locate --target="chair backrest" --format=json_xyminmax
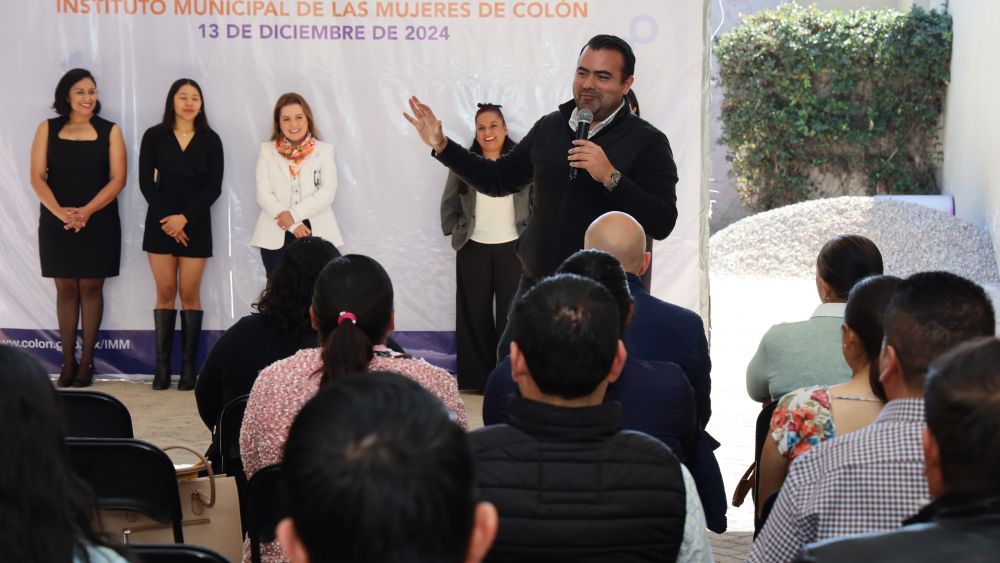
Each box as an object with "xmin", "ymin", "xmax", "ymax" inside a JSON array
[
  {"xmin": 132, "ymin": 543, "xmax": 229, "ymax": 563},
  {"xmin": 215, "ymin": 394, "xmax": 249, "ymax": 476},
  {"xmin": 58, "ymin": 390, "xmax": 134, "ymax": 439},
  {"xmin": 65, "ymin": 438, "xmax": 184, "ymax": 543},
  {"xmin": 753, "ymin": 400, "xmax": 780, "ymax": 536},
  {"xmin": 247, "ymin": 464, "xmax": 288, "ymax": 563}
]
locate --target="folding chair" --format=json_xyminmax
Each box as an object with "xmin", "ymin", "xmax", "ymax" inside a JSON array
[
  {"xmin": 132, "ymin": 543, "xmax": 229, "ymax": 563},
  {"xmin": 65, "ymin": 438, "xmax": 184, "ymax": 543},
  {"xmin": 58, "ymin": 389, "xmax": 134, "ymax": 438}
]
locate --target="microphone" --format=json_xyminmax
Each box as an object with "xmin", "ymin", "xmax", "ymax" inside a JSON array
[{"xmin": 570, "ymin": 108, "xmax": 594, "ymax": 180}]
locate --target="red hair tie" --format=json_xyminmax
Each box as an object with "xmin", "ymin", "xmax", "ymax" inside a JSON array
[{"xmin": 338, "ymin": 311, "xmax": 357, "ymax": 326}]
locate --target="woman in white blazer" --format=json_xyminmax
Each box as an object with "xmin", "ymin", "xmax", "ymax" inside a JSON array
[{"xmin": 251, "ymin": 92, "xmax": 343, "ymax": 276}]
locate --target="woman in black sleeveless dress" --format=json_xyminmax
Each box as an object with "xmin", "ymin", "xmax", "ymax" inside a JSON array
[
  {"xmin": 28, "ymin": 68, "xmax": 126, "ymax": 388},
  {"xmin": 139, "ymin": 78, "xmax": 223, "ymax": 391}
]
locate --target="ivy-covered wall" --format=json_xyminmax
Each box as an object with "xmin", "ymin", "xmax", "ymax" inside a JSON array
[{"xmin": 715, "ymin": 4, "xmax": 952, "ymax": 211}]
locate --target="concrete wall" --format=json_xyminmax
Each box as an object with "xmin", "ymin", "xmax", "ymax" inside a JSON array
[{"xmin": 941, "ymin": 0, "xmax": 1000, "ymax": 268}]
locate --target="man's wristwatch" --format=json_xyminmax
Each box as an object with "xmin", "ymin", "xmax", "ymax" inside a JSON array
[{"xmin": 604, "ymin": 169, "xmax": 622, "ymax": 192}]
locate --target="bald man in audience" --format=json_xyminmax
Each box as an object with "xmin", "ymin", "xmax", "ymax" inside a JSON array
[
  {"xmin": 584, "ymin": 211, "xmax": 711, "ymax": 426},
  {"xmin": 584, "ymin": 211, "xmax": 726, "ymax": 532}
]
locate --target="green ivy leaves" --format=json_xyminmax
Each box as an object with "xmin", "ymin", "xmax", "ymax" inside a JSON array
[{"xmin": 716, "ymin": 4, "xmax": 951, "ymax": 211}]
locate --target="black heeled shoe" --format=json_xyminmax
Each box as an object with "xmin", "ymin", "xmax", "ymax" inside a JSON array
[
  {"xmin": 57, "ymin": 360, "xmax": 78, "ymax": 388},
  {"xmin": 73, "ymin": 362, "xmax": 95, "ymax": 388}
]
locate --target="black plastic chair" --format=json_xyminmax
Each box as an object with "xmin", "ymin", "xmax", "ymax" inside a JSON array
[
  {"xmin": 133, "ymin": 544, "xmax": 230, "ymax": 563},
  {"xmin": 58, "ymin": 390, "xmax": 134, "ymax": 438},
  {"xmin": 247, "ymin": 464, "xmax": 288, "ymax": 563},
  {"xmin": 212, "ymin": 394, "xmax": 249, "ymax": 533},
  {"xmin": 753, "ymin": 400, "xmax": 780, "ymax": 537},
  {"xmin": 214, "ymin": 394, "xmax": 249, "ymax": 477},
  {"xmin": 65, "ymin": 438, "xmax": 184, "ymax": 543}
]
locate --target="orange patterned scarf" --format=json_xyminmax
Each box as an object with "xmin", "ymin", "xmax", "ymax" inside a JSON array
[{"xmin": 275, "ymin": 134, "xmax": 316, "ymax": 178}]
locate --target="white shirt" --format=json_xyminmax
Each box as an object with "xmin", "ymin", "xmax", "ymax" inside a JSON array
[
  {"xmin": 469, "ymin": 192, "xmax": 519, "ymax": 244},
  {"xmin": 568, "ymin": 99, "xmax": 627, "ymax": 138}
]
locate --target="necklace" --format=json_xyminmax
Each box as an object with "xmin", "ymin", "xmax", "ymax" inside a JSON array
[{"xmin": 175, "ymin": 130, "xmax": 193, "ymax": 137}]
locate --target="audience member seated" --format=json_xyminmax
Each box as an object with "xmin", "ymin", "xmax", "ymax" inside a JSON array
[
  {"xmin": 797, "ymin": 336, "xmax": 1000, "ymax": 562},
  {"xmin": 195, "ymin": 237, "xmax": 339, "ymax": 447},
  {"xmin": 277, "ymin": 371, "xmax": 497, "ymax": 563},
  {"xmin": 746, "ymin": 235, "xmax": 884, "ymax": 402},
  {"xmin": 757, "ymin": 275, "xmax": 901, "ymax": 517},
  {"xmin": 240, "ymin": 254, "xmax": 468, "ymax": 563},
  {"xmin": 749, "ymin": 271, "xmax": 995, "ymax": 563},
  {"xmin": 0, "ymin": 345, "xmax": 132, "ymax": 563},
  {"xmin": 584, "ymin": 211, "xmax": 712, "ymax": 427},
  {"xmin": 470, "ymin": 274, "xmax": 712, "ymax": 562},
  {"xmin": 483, "ymin": 250, "xmax": 697, "ymax": 463},
  {"xmin": 582, "ymin": 211, "xmax": 728, "ymax": 532}
]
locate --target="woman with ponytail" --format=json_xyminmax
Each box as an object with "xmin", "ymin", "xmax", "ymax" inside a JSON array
[{"xmin": 239, "ymin": 254, "xmax": 467, "ymax": 563}]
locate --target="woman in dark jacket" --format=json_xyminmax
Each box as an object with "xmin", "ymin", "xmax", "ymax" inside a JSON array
[
  {"xmin": 195, "ymin": 236, "xmax": 339, "ymax": 432},
  {"xmin": 139, "ymin": 78, "xmax": 224, "ymax": 390}
]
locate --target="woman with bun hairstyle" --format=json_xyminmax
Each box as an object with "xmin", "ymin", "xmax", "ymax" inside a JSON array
[
  {"xmin": 29, "ymin": 68, "xmax": 126, "ymax": 388},
  {"xmin": 252, "ymin": 93, "xmax": 343, "ymax": 277},
  {"xmin": 746, "ymin": 234, "xmax": 884, "ymax": 402},
  {"xmin": 139, "ymin": 78, "xmax": 224, "ymax": 391},
  {"xmin": 440, "ymin": 103, "xmax": 530, "ymax": 392}
]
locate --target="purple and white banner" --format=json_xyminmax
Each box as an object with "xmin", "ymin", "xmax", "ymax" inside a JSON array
[{"xmin": 0, "ymin": 0, "xmax": 708, "ymax": 375}]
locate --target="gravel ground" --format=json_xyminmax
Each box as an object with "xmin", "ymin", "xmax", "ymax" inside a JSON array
[{"xmin": 710, "ymin": 196, "xmax": 1000, "ymax": 285}]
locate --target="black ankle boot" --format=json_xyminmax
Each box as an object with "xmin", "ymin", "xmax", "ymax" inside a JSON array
[
  {"xmin": 178, "ymin": 309, "xmax": 203, "ymax": 391},
  {"xmin": 153, "ymin": 309, "xmax": 177, "ymax": 390}
]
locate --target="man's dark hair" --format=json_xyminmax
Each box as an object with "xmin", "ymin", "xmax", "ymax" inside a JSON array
[
  {"xmin": 510, "ymin": 273, "xmax": 620, "ymax": 398},
  {"xmin": 283, "ymin": 371, "xmax": 474, "ymax": 563},
  {"xmin": 885, "ymin": 271, "xmax": 995, "ymax": 389},
  {"xmin": 925, "ymin": 336, "xmax": 1000, "ymax": 493},
  {"xmin": 556, "ymin": 249, "xmax": 632, "ymax": 337},
  {"xmin": 580, "ymin": 34, "xmax": 636, "ymax": 80}
]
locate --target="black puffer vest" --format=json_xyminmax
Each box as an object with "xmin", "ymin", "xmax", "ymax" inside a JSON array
[{"xmin": 469, "ymin": 397, "xmax": 686, "ymax": 562}]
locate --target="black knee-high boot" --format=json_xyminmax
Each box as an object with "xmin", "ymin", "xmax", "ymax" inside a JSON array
[
  {"xmin": 178, "ymin": 309, "xmax": 203, "ymax": 391},
  {"xmin": 153, "ymin": 309, "xmax": 176, "ymax": 390}
]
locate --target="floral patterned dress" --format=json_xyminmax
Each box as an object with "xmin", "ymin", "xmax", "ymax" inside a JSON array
[{"xmin": 770, "ymin": 386, "xmax": 837, "ymax": 460}]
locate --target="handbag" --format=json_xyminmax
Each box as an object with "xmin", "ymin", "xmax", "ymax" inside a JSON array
[
  {"xmin": 98, "ymin": 444, "xmax": 243, "ymax": 563},
  {"xmin": 732, "ymin": 462, "xmax": 755, "ymax": 507}
]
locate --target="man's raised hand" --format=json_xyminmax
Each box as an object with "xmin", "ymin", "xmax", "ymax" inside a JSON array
[{"xmin": 403, "ymin": 96, "xmax": 448, "ymax": 153}]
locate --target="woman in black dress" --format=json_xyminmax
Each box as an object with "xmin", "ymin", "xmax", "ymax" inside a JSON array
[
  {"xmin": 139, "ymin": 78, "xmax": 224, "ymax": 391},
  {"xmin": 29, "ymin": 68, "xmax": 127, "ymax": 388}
]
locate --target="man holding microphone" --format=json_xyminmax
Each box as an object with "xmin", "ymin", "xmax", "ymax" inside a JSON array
[{"xmin": 405, "ymin": 34, "xmax": 679, "ymax": 359}]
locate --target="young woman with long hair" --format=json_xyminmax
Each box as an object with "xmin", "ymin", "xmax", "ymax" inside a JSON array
[{"xmin": 139, "ymin": 78, "xmax": 224, "ymax": 390}]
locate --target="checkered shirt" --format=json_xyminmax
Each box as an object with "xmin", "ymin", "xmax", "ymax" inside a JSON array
[{"xmin": 748, "ymin": 398, "xmax": 930, "ymax": 563}]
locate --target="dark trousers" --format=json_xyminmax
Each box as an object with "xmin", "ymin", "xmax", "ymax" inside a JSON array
[
  {"xmin": 260, "ymin": 221, "xmax": 319, "ymax": 278},
  {"xmin": 456, "ymin": 240, "xmax": 521, "ymax": 392},
  {"xmin": 495, "ymin": 274, "xmax": 537, "ymax": 364}
]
